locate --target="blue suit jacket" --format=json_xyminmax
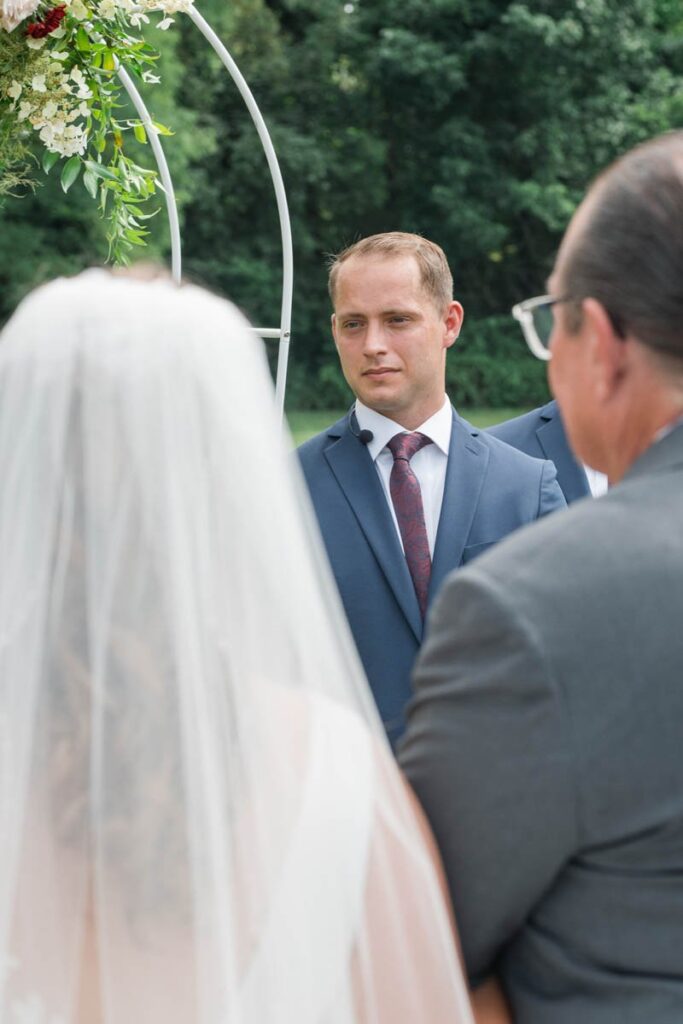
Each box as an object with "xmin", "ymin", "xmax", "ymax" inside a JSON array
[
  {"xmin": 488, "ymin": 399, "xmax": 591, "ymax": 504},
  {"xmin": 299, "ymin": 408, "xmax": 565, "ymax": 743}
]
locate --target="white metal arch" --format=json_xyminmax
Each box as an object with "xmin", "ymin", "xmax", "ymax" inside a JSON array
[{"xmin": 118, "ymin": 7, "xmax": 294, "ymax": 415}]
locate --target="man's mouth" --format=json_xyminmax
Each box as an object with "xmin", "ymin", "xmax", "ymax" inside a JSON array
[{"xmin": 363, "ymin": 367, "xmax": 398, "ymax": 377}]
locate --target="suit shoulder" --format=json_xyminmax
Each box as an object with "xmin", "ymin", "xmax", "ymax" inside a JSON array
[
  {"xmin": 297, "ymin": 416, "xmax": 346, "ymax": 465},
  {"xmin": 478, "ymin": 428, "xmax": 552, "ymax": 477},
  {"xmin": 487, "ymin": 401, "xmax": 555, "ymax": 444},
  {"xmin": 463, "ymin": 483, "xmax": 612, "ymax": 587},
  {"xmin": 470, "ymin": 428, "xmax": 566, "ymax": 515}
]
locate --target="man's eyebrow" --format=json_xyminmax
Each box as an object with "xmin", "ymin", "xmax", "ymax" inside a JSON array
[{"xmin": 337, "ymin": 307, "xmax": 416, "ymax": 318}]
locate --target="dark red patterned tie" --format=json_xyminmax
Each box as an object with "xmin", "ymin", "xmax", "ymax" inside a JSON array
[{"xmin": 387, "ymin": 432, "xmax": 433, "ymax": 618}]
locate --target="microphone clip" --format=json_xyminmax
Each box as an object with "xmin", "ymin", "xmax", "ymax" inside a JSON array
[{"xmin": 347, "ymin": 408, "xmax": 374, "ymax": 446}]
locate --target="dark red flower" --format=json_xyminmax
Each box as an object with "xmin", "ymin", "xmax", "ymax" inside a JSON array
[{"xmin": 26, "ymin": 4, "xmax": 66, "ymax": 38}]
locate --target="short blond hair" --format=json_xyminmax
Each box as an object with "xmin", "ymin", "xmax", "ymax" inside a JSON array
[{"xmin": 328, "ymin": 232, "xmax": 453, "ymax": 312}]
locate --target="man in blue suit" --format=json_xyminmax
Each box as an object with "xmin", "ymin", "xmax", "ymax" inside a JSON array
[
  {"xmin": 299, "ymin": 232, "xmax": 565, "ymax": 742},
  {"xmin": 488, "ymin": 399, "xmax": 605, "ymax": 503}
]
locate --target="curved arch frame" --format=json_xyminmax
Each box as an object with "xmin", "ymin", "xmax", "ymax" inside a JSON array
[{"xmin": 118, "ymin": 8, "xmax": 294, "ymax": 416}]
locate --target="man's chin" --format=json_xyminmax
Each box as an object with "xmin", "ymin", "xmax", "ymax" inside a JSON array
[
  {"xmin": 356, "ymin": 384, "xmax": 403, "ymax": 414},
  {"xmin": 359, "ymin": 396, "xmax": 401, "ymax": 418}
]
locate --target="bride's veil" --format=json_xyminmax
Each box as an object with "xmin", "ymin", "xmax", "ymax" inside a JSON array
[{"xmin": 0, "ymin": 270, "xmax": 473, "ymax": 1023}]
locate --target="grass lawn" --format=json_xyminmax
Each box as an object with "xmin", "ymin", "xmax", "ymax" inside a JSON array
[{"xmin": 287, "ymin": 407, "xmax": 531, "ymax": 446}]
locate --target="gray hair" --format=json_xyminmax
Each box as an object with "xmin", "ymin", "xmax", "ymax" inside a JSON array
[{"xmin": 562, "ymin": 131, "xmax": 683, "ymax": 362}]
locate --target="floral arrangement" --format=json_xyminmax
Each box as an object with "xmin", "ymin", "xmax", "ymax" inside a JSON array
[{"xmin": 0, "ymin": 0, "xmax": 192, "ymax": 262}]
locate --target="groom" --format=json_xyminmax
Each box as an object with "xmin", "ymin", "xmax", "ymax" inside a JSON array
[{"xmin": 299, "ymin": 232, "xmax": 565, "ymax": 743}]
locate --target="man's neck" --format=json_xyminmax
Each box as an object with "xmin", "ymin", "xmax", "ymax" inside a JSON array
[
  {"xmin": 359, "ymin": 395, "xmax": 448, "ymax": 433},
  {"xmin": 607, "ymin": 398, "xmax": 683, "ymax": 485}
]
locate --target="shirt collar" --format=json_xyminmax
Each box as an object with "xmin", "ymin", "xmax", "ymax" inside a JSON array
[
  {"xmin": 355, "ymin": 397, "xmax": 452, "ymax": 462},
  {"xmin": 654, "ymin": 413, "xmax": 683, "ymax": 445}
]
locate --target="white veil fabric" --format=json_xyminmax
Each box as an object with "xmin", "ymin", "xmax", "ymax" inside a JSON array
[{"xmin": 0, "ymin": 270, "xmax": 474, "ymax": 1023}]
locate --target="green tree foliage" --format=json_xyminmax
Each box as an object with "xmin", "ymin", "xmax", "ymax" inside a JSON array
[{"xmin": 1, "ymin": 0, "xmax": 681, "ymax": 407}]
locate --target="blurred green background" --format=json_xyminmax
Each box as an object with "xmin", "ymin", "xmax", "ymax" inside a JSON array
[{"xmin": 2, "ymin": 0, "xmax": 681, "ymax": 417}]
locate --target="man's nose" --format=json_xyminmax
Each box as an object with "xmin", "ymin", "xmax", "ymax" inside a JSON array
[{"xmin": 362, "ymin": 320, "xmax": 387, "ymax": 355}]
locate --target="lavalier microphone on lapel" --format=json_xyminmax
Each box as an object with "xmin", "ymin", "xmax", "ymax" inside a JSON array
[{"xmin": 347, "ymin": 406, "xmax": 374, "ymax": 446}]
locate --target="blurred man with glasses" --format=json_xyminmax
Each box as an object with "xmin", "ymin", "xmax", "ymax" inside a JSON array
[{"xmin": 401, "ymin": 132, "xmax": 683, "ymax": 1023}]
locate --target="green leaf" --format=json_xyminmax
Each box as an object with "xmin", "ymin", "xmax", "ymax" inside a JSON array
[
  {"xmin": 133, "ymin": 122, "xmax": 147, "ymax": 144},
  {"xmin": 83, "ymin": 168, "xmax": 98, "ymax": 199},
  {"xmin": 124, "ymin": 228, "xmax": 148, "ymax": 245},
  {"xmin": 84, "ymin": 160, "xmax": 119, "ymax": 181},
  {"xmin": 60, "ymin": 156, "xmax": 82, "ymax": 193},
  {"xmin": 42, "ymin": 150, "xmax": 60, "ymax": 175},
  {"xmin": 151, "ymin": 121, "xmax": 174, "ymax": 137},
  {"xmin": 76, "ymin": 25, "xmax": 91, "ymax": 51}
]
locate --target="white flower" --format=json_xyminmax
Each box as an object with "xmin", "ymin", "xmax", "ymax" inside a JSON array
[
  {"xmin": 66, "ymin": 103, "xmax": 89, "ymax": 122},
  {"xmin": 7, "ymin": 80, "xmax": 22, "ymax": 100},
  {"xmin": 38, "ymin": 123, "xmax": 56, "ymax": 146},
  {"xmin": 141, "ymin": 70, "xmax": 160, "ymax": 84},
  {"xmin": 157, "ymin": 14, "xmax": 173, "ymax": 28},
  {"xmin": 66, "ymin": 0, "xmax": 88, "ymax": 18},
  {"xmin": 42, "ymin": 100, "xmax": 58, "ymax": 118},
  {"xmin": 57, "ymin": 125, "xmax": 87, "ymax": 156},
  {"xmin": 31, "ymin": 74, "xmax": 47, "ymax": 92},
  {"xmin": 146, "ymin": 0, "xmax": 193, "ymax": 12},
  {"xmin": 50, "ymin": 50, "xmax": 69, "ymax": 61},
  {"xmin": 17, "ymin": 100, "xmax": 34, "ymax": 121},
  {"xmin": 26, "ymin": 35, "xmax": 47, "ymax": 48},
  {"xmin": 0, "ymin": 0, "xmax": 40, "ymax": 31},
  {"xmin": 97, "ymin": 0, "xmax": 116, "ymax": 18},
  {"xmin": 66, "ymin": 68, "xmax": 92, "ymax": 99}
]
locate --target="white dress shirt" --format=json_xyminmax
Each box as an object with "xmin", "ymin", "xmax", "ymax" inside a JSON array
[
  {"xmin": 355, "ymin": 398, "xmax": 452, "ymax": 556},
  {"xmin": 583, "ymin": 464, "xmax": 608, "ymax": 497}
]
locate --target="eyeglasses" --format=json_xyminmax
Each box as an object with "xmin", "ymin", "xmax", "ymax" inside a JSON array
[
  {"xmin": 513, "ymin": 294, "xmax": 628, "ymax": 361},
  {"xmin": 511, "ymin": 294, "xmax": 565, "ymax": 361}
]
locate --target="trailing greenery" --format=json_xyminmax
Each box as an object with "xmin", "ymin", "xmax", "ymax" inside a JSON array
[
  {"xmin": 0, "ymin": 30, "xmax": 38, "ymax": 193},
  {"xmin": 1, "ymin": 0, "xmax": 682, "ymax": 406}
]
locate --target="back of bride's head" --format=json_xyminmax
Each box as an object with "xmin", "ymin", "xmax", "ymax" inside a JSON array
[
  {"xmin": 0, "ymin": 270, "xmax": 351, "ymax": 1019},
  {"xmin": 0, "ymin": 271, "xmax": 471, "ymax": 1024}
]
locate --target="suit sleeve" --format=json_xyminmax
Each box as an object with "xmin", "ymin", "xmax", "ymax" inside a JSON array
[
  {"xmin": 538, "ymin": 460, "xmax": 566, "ymax": 517},
  {"xmin": 399, "ymin": 564, "xmax": 579, "ymax": 984}
]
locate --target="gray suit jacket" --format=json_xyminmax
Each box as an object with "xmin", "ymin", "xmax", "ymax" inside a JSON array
[{"xmin": 400, "ymin": 423, "xmax": 683, "ymax": 1023}]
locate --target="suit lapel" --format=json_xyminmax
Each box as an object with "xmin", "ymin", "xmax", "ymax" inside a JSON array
[
  {"xmin": 429, "ymin": 411, "xmax": 489, "ymax": 603},
  {"xmin": 536, "ymin": 407, "xmax": 590, "ymax": 502},
  {"xmin": 324, "ymin": 426, "xmax": 423, "ymax": 642}
]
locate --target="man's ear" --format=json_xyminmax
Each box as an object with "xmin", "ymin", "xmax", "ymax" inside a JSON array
[
  {"xmin": 443, "ymin": 301, "xmax": 464, "ymax": 350},
  {"xmin": 582, "ymin": 297, "xmax": 629, "ymax": 403}
]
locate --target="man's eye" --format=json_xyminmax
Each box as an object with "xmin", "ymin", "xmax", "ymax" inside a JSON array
[
  {"xmin": 343, "ymin": 320, "xmax": 363, "ymax": 330},
  {"xmin": 389, "ymin": 316, "xmax": 410, "ymax": 324}
]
